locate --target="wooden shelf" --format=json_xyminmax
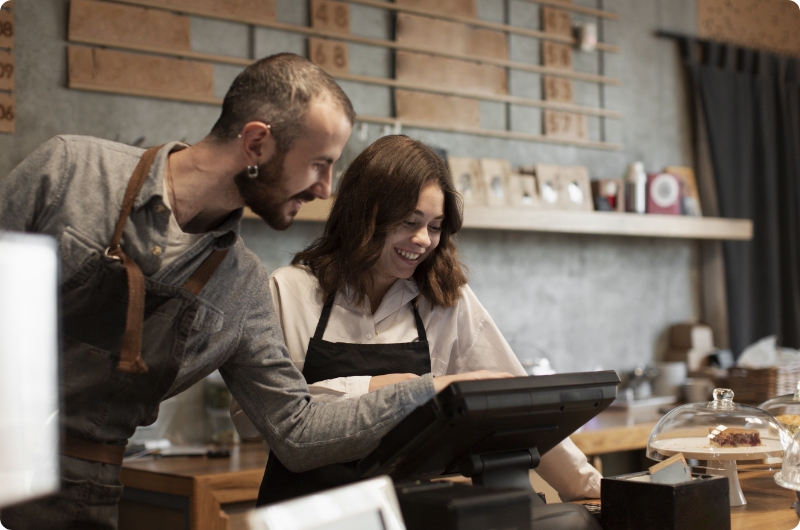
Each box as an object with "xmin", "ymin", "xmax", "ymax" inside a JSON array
[{"xmin": 244, "ymin": 200, "xmax": 753, "ymax": 241}]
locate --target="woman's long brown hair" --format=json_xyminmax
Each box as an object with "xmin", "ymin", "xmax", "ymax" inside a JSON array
[{"xmin": 292, "ymin": 135, "xmax": 468, "ymax": 308}]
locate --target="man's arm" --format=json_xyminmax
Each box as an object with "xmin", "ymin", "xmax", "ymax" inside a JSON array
[
  {"xmin": 0, "ymin": 137, "xmax": 67, "ymax": 232},
  {"xmin": 221, "ymin": 276, "xmax": 511, "ymax": 472}
]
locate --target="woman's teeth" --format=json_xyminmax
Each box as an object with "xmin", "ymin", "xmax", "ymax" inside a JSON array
[{"xmin": 396, "ymin": 249, "xmax": 421, "ymax": 261}]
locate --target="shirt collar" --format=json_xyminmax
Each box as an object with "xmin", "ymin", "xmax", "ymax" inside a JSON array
[
  {"xmin": 135, "ymin": 141, "xmax": 242, "ymax": 246},
  {"xmin": 340, "ymin": 278, "xmax": 421, "ymax": 320}
]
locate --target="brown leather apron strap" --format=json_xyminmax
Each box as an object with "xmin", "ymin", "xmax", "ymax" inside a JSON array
[
  {"xmin": 61, "ymin": 434, "xmax": 126, "ymax": 466},
  {"xmin": 104, "ymin": 146, "xmax": 230, "ymax": 374},
  {"xmin": 182, "ymin": 248, "xmax": 230, "ymax": 296},
  {"xmin": 104, "ymin": 146, "xmax": 163, "ymax": 374}
]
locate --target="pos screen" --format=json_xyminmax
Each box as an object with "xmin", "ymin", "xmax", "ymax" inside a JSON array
[{"xmin": 358, "ymin": 371, "xmax": 619, "ymax": 484}]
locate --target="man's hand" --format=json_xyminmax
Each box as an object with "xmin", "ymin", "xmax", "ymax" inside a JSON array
[
  {"xmin": 368, "ymin": 373, "xmax": 420, "ymax": 392},
  {"xmin": 432, "ymin": 370, "xmax": 515, "ymax": 393}
]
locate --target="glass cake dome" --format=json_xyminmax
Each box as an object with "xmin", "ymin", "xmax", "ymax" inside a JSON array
[
  {"xmin": 647, "ymin": 388, "xmax": 792, "ymax": 506},
  {"xmin": 648, "ymin": 388, "xmax": 791, "ymax": 462},
  {"xmin": 759, "ymin": 381, "xmax": 800, "ymax": 437},
  {"xmin": 775, "ymin": 429, "xmax": 800, "ymax": 491}
]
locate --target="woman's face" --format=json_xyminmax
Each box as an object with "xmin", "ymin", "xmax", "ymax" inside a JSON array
[{"xmin": 372, "ymin": 181, "xmax": 445, "ymax": 284}]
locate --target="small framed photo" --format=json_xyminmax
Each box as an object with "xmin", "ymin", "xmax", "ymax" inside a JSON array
[
  {"xmin": 534, "ymin": 164, "xmax": 594, "ymax": 211},
  {"xmin": 479, "ymin": 158, "xmax": 512, "ymax": 207},
  {"xmin": 447, "ymin": 156, "xmax": 485, "ymax": 207}
]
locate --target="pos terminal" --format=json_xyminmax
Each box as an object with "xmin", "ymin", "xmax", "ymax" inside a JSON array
[{"xmin": 358, "ymin": 371, "xmax": 619, "ymax": 530}]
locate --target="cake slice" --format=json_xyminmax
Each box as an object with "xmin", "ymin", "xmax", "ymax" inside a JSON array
[
  {"xmin": 776, "ymin": 414, "xmax": 800, "ymax": 435},
  {"xmin": 708, "ymin": 427, "xmax": 762, "ymax": 448}
]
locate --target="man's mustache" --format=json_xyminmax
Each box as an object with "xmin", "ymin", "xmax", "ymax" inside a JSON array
[{"xmin": 292, "ymin": 190, "xmax": 317, "ymax": 202}]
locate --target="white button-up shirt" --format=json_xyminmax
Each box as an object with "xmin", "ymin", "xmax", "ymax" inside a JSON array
[{"xmin": 232, "ymin": 265, "xmax": 602, "ymax": 500}]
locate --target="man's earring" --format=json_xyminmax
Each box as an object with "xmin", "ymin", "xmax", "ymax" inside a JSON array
[{"xmin": 247, "ymin": 165, "xmax": 258, "ymax": 179}]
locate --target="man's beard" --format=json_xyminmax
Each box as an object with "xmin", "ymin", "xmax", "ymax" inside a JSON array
[{"xmin": 234, "ymin": 150, "xmax": 312, "ymax": 231}]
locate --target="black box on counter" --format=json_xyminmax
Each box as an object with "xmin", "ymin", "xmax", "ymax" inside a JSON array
[
  {"xmin": 395, "ymin": 481, "xmax": 530, "ymax": 530},
  {"xmin": 601, "ymin": 472, "xmax": 730, "ymax": 530}
]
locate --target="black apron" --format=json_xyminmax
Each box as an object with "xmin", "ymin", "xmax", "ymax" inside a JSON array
[{"xmin": 256, "ymin": 293, "xmax": 431, "ymax": 505}]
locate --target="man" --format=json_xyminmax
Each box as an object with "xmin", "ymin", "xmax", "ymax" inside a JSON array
[{"xmin": 0, "ymin": 53, "xmax": 504, "ymax": 529}]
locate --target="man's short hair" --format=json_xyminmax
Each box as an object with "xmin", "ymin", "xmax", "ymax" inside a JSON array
[{"xmin": 209, "ymin": 53, "xmax": 356, "ymax": 152}]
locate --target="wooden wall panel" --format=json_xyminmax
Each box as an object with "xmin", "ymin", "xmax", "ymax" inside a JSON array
[
  {"xmin": 395, "ymin": 51, "xmax": 507, "ymax": 95},
  {"xmin": 68, "ymin": 46, "xmax": 215, "ymax": 100},
  {"xmin": 698, "ymin": 0, "xmax": 800, "ymax": 57},
  {"xmin": 155, "ymin": 0, "xmax": 275, "ymax": 25},
  {"xmin": 0, "ymin": 92, "xmax": 14, "ymax": 133},
  {"xmin": 395, "ymin": 13, "xmax": 507, "ymax": 60},
  {"xmin": 395, "ymin": 89, "xmax": 479, "ymax": 128},
  {"xmin": 69, "ymin": 0, "xmax": 191, "ymax": 52},
  {"xmin": 395, "ymin": 0, "xmax": 476, "ymax": 17},
  {"xmin": 0, "ymin": 50, "xmax": 12, "ymax": 91},
  {"xmin": 0, "ymin": 6, "xmax": 13, "ymax": 50}
]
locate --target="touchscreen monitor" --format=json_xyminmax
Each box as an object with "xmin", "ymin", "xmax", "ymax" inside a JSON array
[{"xmin": 358, "ymin": 371, "xmax": 619, "ymax": 485}]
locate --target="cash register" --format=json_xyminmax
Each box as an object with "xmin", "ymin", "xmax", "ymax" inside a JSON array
[{"xmin": 358, "ymin": 370, "xmax": 619, "ymax": 530}]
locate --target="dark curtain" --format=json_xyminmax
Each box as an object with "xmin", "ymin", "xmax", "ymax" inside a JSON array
[{"xmin": 680, "ymin": 38, "xmax": 800, "ymax": 356}]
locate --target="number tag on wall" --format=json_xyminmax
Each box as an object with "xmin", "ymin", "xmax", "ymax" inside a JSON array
[
  {"xmin": 0, "ymin": 92, "xmax": 15, "ymax": 133},
  {"xmin": 0, "ymin": 50, "xmax": 13, "ymax": 91},
  {"xmin": 543, "ymin": 76, "xmax": 572, "ymax": 103},
  {"xmin": 542, "ymin": 7, "xmax": 572, "ymax": 37},
  {"xmin": 544, "ymin": 110, "xmax": 587, "ymax": 141},
  {"xmin": 542, "ymin": 41, "xmax": 572, "ymax": 70},
  {"xmin": 0, "ymin": 4, "xmax": 12, "ymax": 50},
  {"xmin": 308, "ymin": 37, "xmax": 349, "ymax": 74},
  {"xmin": 310, "ymin": 0, "xmax": 350, "ymax": 35}
]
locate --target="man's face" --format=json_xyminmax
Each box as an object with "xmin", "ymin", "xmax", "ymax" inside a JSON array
[{"xmin": 236, "ymin": 96, "xmax": 352, "ymax": 230}]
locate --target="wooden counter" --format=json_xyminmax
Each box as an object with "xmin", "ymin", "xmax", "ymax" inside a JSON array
[
  {"xmin": 731, "ymin": 469, "xmax": 799, "ymax": 528},
  {"xmin": 569, "ymin": 405, "xmax": 664, "ymax": 456},
  {"xmin": 120, "ymin": 444, "xmax": 800, "ymax": 529},
  {"xmin": 119, "ymin": 442, "xmax": 267, "ymax": 530}
]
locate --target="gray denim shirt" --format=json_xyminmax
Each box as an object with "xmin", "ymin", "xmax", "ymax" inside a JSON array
[{"xmin": 0, "ymin": 135, "xmax": 436, "ymax": 471}]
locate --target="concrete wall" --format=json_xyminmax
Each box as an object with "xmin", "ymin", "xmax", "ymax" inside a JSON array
[{"xmin": 1, "ymin": 0, "xmax": 700, "ymax": 378}]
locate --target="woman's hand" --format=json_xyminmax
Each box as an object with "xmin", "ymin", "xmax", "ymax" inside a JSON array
[
  {"xmin": 368, "ymin": 373, "xmax": 420, "ymax": 391},
  {"xmin": 432, "ymin": 370, "xmax": 515, "ymax": 393}
]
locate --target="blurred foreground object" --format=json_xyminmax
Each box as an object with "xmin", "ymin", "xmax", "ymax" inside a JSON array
[{"xmin": 0, "ymin": 231, "xmax": 60, "ymax": 507}]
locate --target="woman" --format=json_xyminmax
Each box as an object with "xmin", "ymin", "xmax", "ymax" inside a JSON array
[{"xmin": 233, "ymin": 135, "xmax": 601, "ymax": 505}]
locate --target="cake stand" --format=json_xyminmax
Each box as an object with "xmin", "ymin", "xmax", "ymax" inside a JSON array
[{"xmin": 650, "ymin": 437, "xmax": 785, "ymax": 506}]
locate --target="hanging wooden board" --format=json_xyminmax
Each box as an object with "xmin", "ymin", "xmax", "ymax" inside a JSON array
[
  {"xmin": 395, "ymin": 13, "xmax": 507, "ymax": 60},
  {"xmin": 69, "ymin": 0, "xmax": 191, "ymax": 52},
  {"xmin": 542, "ymin": 41, "xmax": 573, "ymax": 70},
  {"xmin": 0, "ymin": 50, "xmax": 12, "ymax": 91},
  {"xmin": 0, "ymin": 92, "xmax": 14, "ymax": 133},
  {"xmin": 395, "ymin": 89, "xmax": 479, "ymax": 128},
  {"xmin": 542, "ymin": 6, "xmax": 572, "ymax": 37},
  {"xmin": 151, "ymin": 0, "xmax": 275, "ymax": 25},
  {"xmin": 395, "ymin": 0, "xmax": 476, "ymax": 18},
  {"xmin": 68, "ymin": 46, "xmax": 215, "ymax": 101},
  {"xmin": 310, "ymin": 0, "xmax": 350, "ymax": 35},
  {"xmin": 543, "ymin": 110, "xmax": 586, "ymax": 141},
  {"xmin": 543, "ymin": 76, "xmax": 572, "ymax": 103},
  {"xmin": 0, "ymin": 5, "xmax": 13, "ymax": 50},
  {"xmin": 308, "ymin": 37, "xmax": 349, "ymax": 74},
  {"xmin": 698, "ymin": 0, "xmax": 800, "ymax": 57},
  {"xmin": 395, "ymin": 51, "xmax": 507, "ymax": 95}
]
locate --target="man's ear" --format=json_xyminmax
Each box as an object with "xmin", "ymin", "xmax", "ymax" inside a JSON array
[{"xmin": 239, "ymin": 121, "xmax": 275, "ymax": 165}]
